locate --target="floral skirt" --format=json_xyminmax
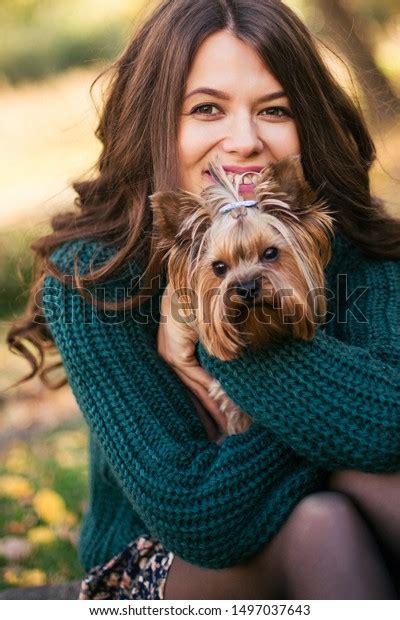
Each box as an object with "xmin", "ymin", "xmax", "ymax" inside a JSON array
[{"xmin": 79, "ymin": 534, "xmax": 175, "ymax": 600}]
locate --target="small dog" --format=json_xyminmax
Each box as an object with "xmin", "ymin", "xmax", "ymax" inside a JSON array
[{"xmin": 150, "ymin": 156, "xmax": 334, "ymax": 435}]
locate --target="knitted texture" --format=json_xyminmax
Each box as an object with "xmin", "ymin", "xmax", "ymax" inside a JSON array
[{"xmin": 42, "ymin": 231, "xmax": 400, "ymax": 570}]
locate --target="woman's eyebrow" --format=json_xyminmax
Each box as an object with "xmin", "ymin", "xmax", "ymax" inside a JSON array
[{"xmin": 184, "ymin": 87, "xmax": 287, "ymax": 102}]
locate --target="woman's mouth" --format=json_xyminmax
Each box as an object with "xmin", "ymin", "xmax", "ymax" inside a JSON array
[{"xmin": 204, "ymin": 170, "xmax": 258, "ymax": 194}]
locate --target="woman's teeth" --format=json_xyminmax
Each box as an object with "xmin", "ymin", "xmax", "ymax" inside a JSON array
[
  {"xmin": 205, "ymin": 171, "xmax": 259, "ymax": 185},
  {"xmin": 226, "ymin": 173, "xmax": 258, "ymax": 185}
]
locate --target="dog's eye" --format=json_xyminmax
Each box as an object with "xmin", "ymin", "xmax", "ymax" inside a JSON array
[
  {"xmin": 212, "ymin": 261, "xmax": 228, "ymax": 277},
  {"xmin": 263, "ymin": 247, "xmax": 278, "ymax": 261}
]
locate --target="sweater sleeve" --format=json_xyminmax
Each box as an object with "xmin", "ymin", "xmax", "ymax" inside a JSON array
[
  {"xmin": 198, "ymin": 234, "xmax": 400, "ymax": 473},
  {"xmin": 42, "ymin": 238, "xmax": 325, "ymax": 569}
]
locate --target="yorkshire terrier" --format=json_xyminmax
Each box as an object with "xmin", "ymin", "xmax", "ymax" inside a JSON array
[{"xmin": 150, "ymin": 156, "xmax": 334, "ymax": 435}]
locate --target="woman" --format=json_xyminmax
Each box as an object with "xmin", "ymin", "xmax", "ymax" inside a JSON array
[{"xmin": 7, "ymin": 0, "xmax": 400, "ymax": 600}]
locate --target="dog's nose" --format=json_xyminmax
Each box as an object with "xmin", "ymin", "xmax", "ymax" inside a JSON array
[{"xmin": 236, "ymin": 280, "xmax": 260, "ymax": 300}]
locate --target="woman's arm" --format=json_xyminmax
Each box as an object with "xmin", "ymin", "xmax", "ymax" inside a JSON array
[
  {"xmin": 42, "ymin": 238, "xmax": 324, "ymax": 569},
  {"xmin": 198, "ymin": 235, "xmax": 400, "ymax": 472}
]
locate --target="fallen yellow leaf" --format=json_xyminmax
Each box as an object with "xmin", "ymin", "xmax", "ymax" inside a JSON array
[
  {"xmin": 27, "ymin": 526, "xmax": 57, "ymax": 545},
  {"xmin": 55, "ymin": 450, "xmax": 82, "ymax": 468},
  {"xmin": 20, "ymin": 569, "xmax": 47, "ymax": 587},
  {"xmin": 32, "ymin": 488, "xmax": 67, "ymax": 524},
  {"xmin": 3, "ymin": 569, "xmax": 19, "ymax": 585},
  {"xmin": 0, "ymin": 475, "xmax": 34, "ymax": 499},
  {"xmin": 5, "ymin": 445, "xmax": 31, "ymax": 474},
  {"xmin": 53, "ymin": 431, "xmax": 87, "ymax": 451},
  {"xmin": 3, "ymin": 567, "xmax": 47, "ymax": 587}
]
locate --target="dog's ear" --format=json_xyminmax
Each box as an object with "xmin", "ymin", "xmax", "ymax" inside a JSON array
[
  {"xmin": 257, "ymin": 156, "xmax": 313, "ymax": 207},
  {"xmin": 149, "ymin": 190, "xmax": 210, "ymax": 240},
  {"xmin": 269, "ymin": 155, "xmax": 305, "ymax": 189},
  {"xmin": 256, "ymin": 156, "xmax": 310, "ymax": 222},
  {"xmin": 149, "ymin": 191, "xmax": 183, "ymax": 239},
  {"xmin": 256, "ymin": 155, "xmax": 333, "ymax": 219}
]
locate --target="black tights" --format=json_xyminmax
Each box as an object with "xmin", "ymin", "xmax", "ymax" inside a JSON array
[
  {"xmin": 275, "ymin": 472, "xmax": 400, "ymax": 599},
  {"xmin": 272, "ymin": 488, "xmax": 398, "ymax": 599},
  {"xmin": 165, "ymin": 472, "xmax": 400, "ymax": 600},
  {"xmin": 326, "ymin": 471, "xmax": 400, "ymax": 597}
]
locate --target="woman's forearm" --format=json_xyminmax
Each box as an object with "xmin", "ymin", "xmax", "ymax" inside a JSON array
[{"xmin": 198, "ymin": 332, "xmax": 400, "ymax": 472}]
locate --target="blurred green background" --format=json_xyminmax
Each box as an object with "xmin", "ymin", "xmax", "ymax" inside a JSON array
[{"xmin": 0, "ymin": 0, "xmax": 399, "ymax": 591}]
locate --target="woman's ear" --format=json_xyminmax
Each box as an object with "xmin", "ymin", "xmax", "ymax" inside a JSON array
[{"xmin": 149, "ymin": 190, "xmax": 209, "ymax": 240}]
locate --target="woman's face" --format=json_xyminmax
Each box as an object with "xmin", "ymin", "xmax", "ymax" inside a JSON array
[{"xmin": 177, "ymin": 30, "xmax": 300, "ymax": 198}]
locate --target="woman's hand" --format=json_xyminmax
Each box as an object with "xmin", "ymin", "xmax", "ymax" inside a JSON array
[{"xmin": 157, "ymin": 285, "xmax": 229, "ymax": 434}]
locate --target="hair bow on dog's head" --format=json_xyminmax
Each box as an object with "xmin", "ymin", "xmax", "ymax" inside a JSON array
[{"xmin": 219, "ymin": 200, "xmax": 258, "ymax": 214}]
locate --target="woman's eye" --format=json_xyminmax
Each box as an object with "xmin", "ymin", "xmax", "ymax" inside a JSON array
[
  {"xmin": 212, "ymin": 261, "xmax": 228, "ymax": 277},
  {"xmin": 190, "ymin": 104, "xmax": 292, "ymax": 118},
  {"xmin": 261, "ymin": 107, "xmax": 292, "ymax": 118},
  {"xmin": 191, "ymin": 103, "xmax": 220, "ymax": 115},
  {"xmin": 263, "ymin": 247, "xmax": 279, "ymax": 261}
]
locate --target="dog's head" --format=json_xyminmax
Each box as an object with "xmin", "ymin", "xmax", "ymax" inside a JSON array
[{"xmin": 149, "ymin": 156, "xmax": 335, "ymax": 360}]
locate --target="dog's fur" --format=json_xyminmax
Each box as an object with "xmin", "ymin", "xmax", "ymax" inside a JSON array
[{"xmin": 150, "ymin": 156, "xmax": 334, "ymax": 435}]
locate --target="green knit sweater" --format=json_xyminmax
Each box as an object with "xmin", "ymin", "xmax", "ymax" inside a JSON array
[{"xmin": 42, "ymin": 229, "xmax": 400, "ymax": 571}]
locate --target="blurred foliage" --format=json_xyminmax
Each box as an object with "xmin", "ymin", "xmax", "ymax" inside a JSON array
[
  {"xmin": 343, "ymin": 0, "xmax": 400, "ymax": 24},
  {"xmin": 0, "ymin": 425, "xmax": 88, "ymax": 590},
  {"xmin": 0, "ymin": 0, "xmax": 149, "ymax": 83},
  {"xmin": 0, "ymin": 0, "xmax": 399, "ymax": 86},
  {"xmin": 0, "ymin": 23, "xmax": 124, "ymax": 84},
  {"xmin": 0, "ymin": 227, "xmax": 39, "ymax": 320},
  {"xmin": 0, "ymin": 0, "xmax": 44, "ymax": 22}
]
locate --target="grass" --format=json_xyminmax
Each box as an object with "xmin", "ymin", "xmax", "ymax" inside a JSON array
[{"xmin": 0, "ymin": 424, "xmax": 88, "ymax": 590}]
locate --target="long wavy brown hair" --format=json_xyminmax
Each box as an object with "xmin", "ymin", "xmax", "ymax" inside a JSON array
[{"xmin": 7, "ymin": 0, "xmax": 400, "ymax": 389}]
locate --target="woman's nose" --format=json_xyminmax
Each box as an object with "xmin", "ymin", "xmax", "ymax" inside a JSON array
[{"xmin": 222, "ymin": 116, "xmax": 264, "ymax": 157}]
